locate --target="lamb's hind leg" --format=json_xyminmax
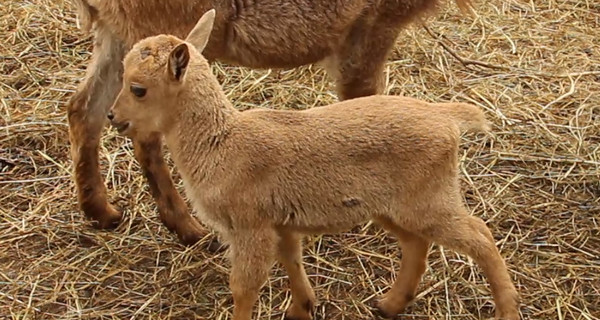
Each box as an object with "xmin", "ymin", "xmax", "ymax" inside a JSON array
[
  {"xmin": 132, "ymin": 133, "xmax": 208, "ymax": 246},
  {"xmin": 426, "ymin": 210, "xmax": 520, "ymax": 319},
  {"xmin": 374, "ymin": 217, "xmax": 431, "ymax": 318},
  {"xmin": 67, "ymin": 23, "xmax": 125, "ymax": 228}
]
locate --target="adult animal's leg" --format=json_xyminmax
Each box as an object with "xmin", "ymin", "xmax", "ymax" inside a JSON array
[
  {"xmin": 67, "ymin": 23, "xmax": 125, "ymax": 228},
  {"xmin": 326, "ymin": 17, "xmax": 400, "ymax": 100},
  {"xmin": 132, "ymin": 133, "xmax": 208, "ymax": 245}
]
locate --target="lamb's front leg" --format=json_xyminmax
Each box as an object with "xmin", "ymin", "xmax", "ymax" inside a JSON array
[
  {"xmin": 276, "ymin": 231, "xmax": 316, "ymax": 320},
  {"xmin": 229, "ymin": 228, "xmax": 277, "ymax": 320},
  {"xmin": 132, "ymin": 133, "xmax": 209, "ymax": 246}
]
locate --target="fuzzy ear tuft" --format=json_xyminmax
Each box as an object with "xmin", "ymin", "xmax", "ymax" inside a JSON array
[
  {"xmin": 168, "ymin": 43, "xmax": 190, "ymax": 81},
  {"xmin": 185, "ymin": 9, "xmax": 216, "ymax": 52}
]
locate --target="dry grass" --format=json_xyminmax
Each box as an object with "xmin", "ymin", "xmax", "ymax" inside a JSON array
[{"xmin": 1, "ymin": 0, "xmax": 599, "ymax": 319}]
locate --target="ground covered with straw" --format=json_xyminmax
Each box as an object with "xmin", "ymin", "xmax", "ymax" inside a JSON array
[{"xmin": 1, "ymin": 0, "xmax": 599, "ymax": 319}]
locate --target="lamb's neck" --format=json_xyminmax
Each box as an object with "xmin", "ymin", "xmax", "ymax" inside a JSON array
[{"xmin": 165, "ymin": 83, "xmax": 236, "ymax": 184}]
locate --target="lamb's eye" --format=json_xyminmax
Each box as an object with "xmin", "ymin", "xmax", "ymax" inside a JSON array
[{"xmin": 130, "ymin": 84, "xmax": 147, "ymax": 98}]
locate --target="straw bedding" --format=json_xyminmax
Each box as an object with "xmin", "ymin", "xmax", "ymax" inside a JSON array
[{"xmin": 1, "ymin": 0, "xmax": 598, "ymax": 318}]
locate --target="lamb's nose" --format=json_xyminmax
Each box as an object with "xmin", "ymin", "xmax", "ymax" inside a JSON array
[{"xmin": 107, "ymin": 111, "xmax": 114, "ymax": 121}]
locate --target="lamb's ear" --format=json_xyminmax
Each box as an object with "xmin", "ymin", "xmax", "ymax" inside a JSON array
[
  {"xmin": 185, "ymin": 9, "xmax": 216, "ymax": 52},
  {"xmin": 168, "ymin": 43, "xmax": 190, "ymax": 82}
]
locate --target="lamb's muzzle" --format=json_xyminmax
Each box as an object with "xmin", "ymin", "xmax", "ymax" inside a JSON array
[{"xmin": 110, "ymin": 9, "xmax": 519, "ymax": 320}]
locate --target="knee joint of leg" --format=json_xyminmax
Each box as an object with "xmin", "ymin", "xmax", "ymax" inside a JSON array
[{"xmin": 67, "ymin": 90, "xmax": 88, "ymax": 113}]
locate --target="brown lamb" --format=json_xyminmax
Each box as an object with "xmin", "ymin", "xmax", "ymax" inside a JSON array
[
  {"xmin": 107, "ymin": 11, "xmax": 520, "ymax": 320},
  {"xmin": 68, "ymin": 0, "xmax": 472, "ymax": 245}
]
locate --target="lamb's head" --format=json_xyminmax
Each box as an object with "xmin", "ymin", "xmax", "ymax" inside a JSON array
[{"xmin": 108, "ymin": 9, "xmax": 216, "ymax": 138}]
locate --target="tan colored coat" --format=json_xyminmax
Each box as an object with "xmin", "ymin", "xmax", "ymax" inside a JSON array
[
  {"xmin": 108, "ymin": 12, "xmax": 519, "ymax": 320},
  {"xmin": 67, "ymin": 0, "xmax": 471, "ymax": 246}
]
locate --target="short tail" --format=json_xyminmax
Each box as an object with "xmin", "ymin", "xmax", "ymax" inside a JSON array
[{"xmin": 434, "ymin": 102, "xmax": 491, "ymax": 134}]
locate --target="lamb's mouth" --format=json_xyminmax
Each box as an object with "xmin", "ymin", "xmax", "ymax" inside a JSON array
[{"xmin": 112, "ymin": 121, "xmax": 131, "ymax": 134}]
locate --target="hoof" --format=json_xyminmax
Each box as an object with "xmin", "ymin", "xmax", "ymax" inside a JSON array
[
  {"xmin": 284, "ymin": 316, "xmax": 311, "ymax": 320},
  {"xmin": 176, "ymin": 227, "xmax": 206, "ymax": 247},
  {"xmin": 87, "ymin": 203, "xmax": 122, "ymax": 229},
  {"xmin": 284, "ymin": 299, "xmax": 315, "ymax": 320},
  {"xmin": 205, "ymin": 236, "xmax": 225, "ymax": 253},
  {"xmin": 370, "ymin": 300, "xmax": 400, "ymax": 320},
  {"xmin": 172, "ymin": 217, "xmax": 225, "ymax": 251},
  {"xmin": 284, "ymin": 313, "xmax": 312, "ymax": 320},
  {"xmin": 160, "ymin": 211, "xmax": 224, "ymax": 251},
  {"xmin": 163, "ymin": 214, "xmax": 206, "ymax": 246}
]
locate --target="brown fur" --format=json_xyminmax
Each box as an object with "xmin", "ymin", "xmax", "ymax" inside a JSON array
[
  {"xmin": 108, "ymin": 13, "xmax": 519, "ymax": 320},
  {"xmin": 67, "ymin": 0, "xmax": 471, "ymax": 244}
]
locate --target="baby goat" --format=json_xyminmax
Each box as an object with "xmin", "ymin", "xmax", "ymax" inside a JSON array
[
  {"xmin": 108, "ymin": 10, "xmax": 520, "ymax": 320},
  {"xmin": 68, "ymin": 0, "xmax": 471, "ymax": 245}
]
